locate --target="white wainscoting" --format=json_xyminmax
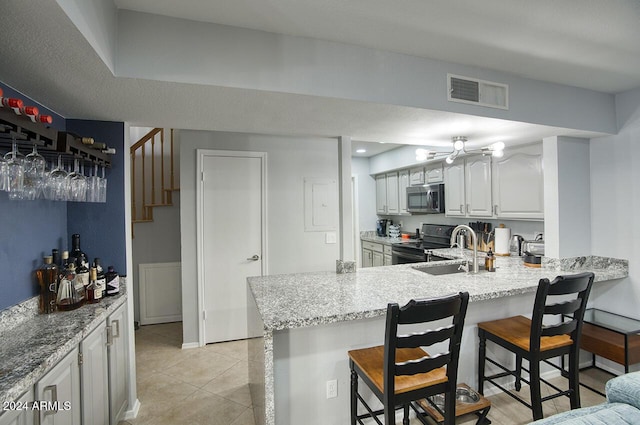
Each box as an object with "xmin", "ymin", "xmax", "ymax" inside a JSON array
[{"xmin": 139, "ymin": 262, "xmax": 182, "ymax": 325}]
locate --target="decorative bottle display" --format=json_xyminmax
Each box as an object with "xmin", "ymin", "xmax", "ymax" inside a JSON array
[
  {"xmin": 105, "ymin": 266, "xmax": 120, "ymax": 296},
  {"xmin": 94, "ymin": 258, "xmax": 106, "ymax": 299},
  {"xmin": 57, "ymin": 262, "xmax": 83, "ymax": 311},
  {"xmin": 36, "ymin": 256, "xmax": 58, "ymax": 314}
]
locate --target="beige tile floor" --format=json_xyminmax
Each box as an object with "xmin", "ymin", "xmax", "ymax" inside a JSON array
[{"xmin": 120, "ymin": 322, "xmax": 609, "ymax": 425}]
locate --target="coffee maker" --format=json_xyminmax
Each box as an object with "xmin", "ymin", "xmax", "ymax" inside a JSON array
[{"xmin": 376, "ymin": 219, "xmax": 391, "ymax": 237}]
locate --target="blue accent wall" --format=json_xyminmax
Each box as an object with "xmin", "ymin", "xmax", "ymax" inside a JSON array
[
  {"xmin": 66, "ymin": 120, "xmax": 126, "ymax": 275},
  {"xmin": 0, "ymin": 83, "xmax": 126, "ymax": 311}
]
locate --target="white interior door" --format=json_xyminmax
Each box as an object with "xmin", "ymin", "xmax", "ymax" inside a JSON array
[{"xmin": 199, "ymin": 151, "xmax": 265, "ymax": 344}]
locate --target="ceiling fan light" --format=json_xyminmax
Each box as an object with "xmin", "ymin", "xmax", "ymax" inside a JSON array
[
  {"xmin": 445, "ymin": 154, "xmax": 455, "ymax": 164},
  {"xmin": 492, "ymin": 141, "xmax": 505, "ymax": 151},
  {"xmin": 415, "ymin": 148, "xmax": 427, "ymax": 161},
  {"xmin": 453, "ymin": 140, "xmax": 465, "ymax": 151},
  {"xmin": 427, "ymin": 151, "xmax": 437, "ymax": 160},
  {"xmin": 492, "ymin": 149, "xmax": 504, "ymax": 158}
]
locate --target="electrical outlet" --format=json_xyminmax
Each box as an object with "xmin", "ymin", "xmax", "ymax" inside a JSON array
[{"xmin": 326, "ymin": 379, "xmax": 338, "ymax": 399}]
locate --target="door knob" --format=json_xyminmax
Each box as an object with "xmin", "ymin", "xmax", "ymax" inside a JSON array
[{"xmin": 247, "ymin": 255, "xmax": 260, "ymax": 261}]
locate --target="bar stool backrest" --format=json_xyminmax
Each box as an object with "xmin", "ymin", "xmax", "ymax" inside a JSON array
[
  {"xmin": 530, "ymin": 272, "xmax": 595, "ymax": 352},
  {"xmin": 383, "ymin": 292, "xmax": 469, "ymax": 398}
]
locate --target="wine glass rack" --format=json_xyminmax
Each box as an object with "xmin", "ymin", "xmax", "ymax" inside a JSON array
[{"xmin": 0, "ymin": 107, "xmax": 112, "ymax": 167}]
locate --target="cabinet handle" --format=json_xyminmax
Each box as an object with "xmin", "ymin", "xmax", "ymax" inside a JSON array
[
  {"xmin": 42, "ymin": 384, "xmax": 58, "ymax": 418},
  {"xmin": 106, "ymin": 325, "xmax": 113, "ymax": 346},
  {"xmin": 459, "ymin": 204, "xmax": 464, "ymax": 213},
  {"xmin": 112, "ymin": 319, "xmax": 120, "ymax": 339},
  {"xmin": 466, "ymin": 204, "xmax": 470, "ymax": 214},
  {"xmin": 494, "ymin": 204, "xmax": 499, "ymax": 215}
]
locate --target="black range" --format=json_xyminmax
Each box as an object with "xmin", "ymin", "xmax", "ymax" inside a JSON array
[{"xmin": 391, "ymin": 224, "xmax": 456, "ymax": 265}]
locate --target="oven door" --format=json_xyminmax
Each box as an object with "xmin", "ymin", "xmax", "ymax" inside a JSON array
[{"xmin": 391, "ymin": 245, "xmax": 426, "ymax": 264}]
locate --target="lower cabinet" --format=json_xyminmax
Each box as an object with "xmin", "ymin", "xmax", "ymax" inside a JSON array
[
  {"xmin": 35, "ymin": 347, "xmax": 81, "ymax": 425},
  {"xmin": 81, "ymin": 323, "xmax": 109, "ymax": 425},
  {"xmin": 0, "ymin": 389, "xmax": 35, "ymax": 425},
  {"xmin": 108, "ymin": 304, "xmax": 128, "ymax": 425},
  {"xmin": 361, "ymin": 241, "xmax": 391, "ymax": 267}
]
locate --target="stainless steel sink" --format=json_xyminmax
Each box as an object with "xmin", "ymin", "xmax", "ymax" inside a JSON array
[{"xmin": 413, "ymin": 263, "xmax": 484, "ymax": 275}]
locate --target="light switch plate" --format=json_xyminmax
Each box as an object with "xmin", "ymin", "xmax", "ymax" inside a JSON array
[{"xmin": 325, "ymin": 232, "xmax": 337, "ymax": 244}]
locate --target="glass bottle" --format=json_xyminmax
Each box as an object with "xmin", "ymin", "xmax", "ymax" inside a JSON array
[
  {"xmin": 57, "ymin": 262, "xmax": 82, "ymax": 311},
  {"xmin": 105, "ymin": 266, "xmax": 120, "ymax": 296},
  {"xmin": 485, "ymin": 249, "xmax": 495, "ymax": 272},
  {"xmin": 36, "ymin": 256, "xmax": 58, "ymax": 314},
  {"xmin": 86, "ymin": 267, "xmax": 102, "ymax": 303},
  {"xmin": 94, "ymin": 258, "xmax": 106, "ymax": 299}
]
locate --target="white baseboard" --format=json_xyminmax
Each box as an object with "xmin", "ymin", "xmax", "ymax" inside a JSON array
[
  {"xmin": 123, "ymin": 399, "xmax": 141, "ymax": 420},
  {"xmin": 181, "ymin": 342, "xmax": 200, "ymax": 350}
]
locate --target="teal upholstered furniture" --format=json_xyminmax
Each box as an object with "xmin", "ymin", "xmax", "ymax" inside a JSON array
[{"xmin": 530, "ymin": 372, "xmax": 640, "ymax": 424}]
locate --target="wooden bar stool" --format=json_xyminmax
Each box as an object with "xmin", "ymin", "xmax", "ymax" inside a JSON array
[
  {"xmin": 348, "ymin": 292, "xmax": 469, "ymax": 425},
  {"xmin": 477, "ymin": 272, "xmax": 594, "ymax": 421}
]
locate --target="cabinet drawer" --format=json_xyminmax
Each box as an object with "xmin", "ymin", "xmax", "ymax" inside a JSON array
[
  {"xmin": 362, "ymin": 241, "xmax": 384, "ymax": 253},
  {"xmin": 383, "ymin": 245, "xmax": 392, "ymax": 255}
]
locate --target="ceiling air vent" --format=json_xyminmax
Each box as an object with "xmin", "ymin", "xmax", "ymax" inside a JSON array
[{"xmin": 448, "ymin": 74, "xmax": 509, "ymax": 110}]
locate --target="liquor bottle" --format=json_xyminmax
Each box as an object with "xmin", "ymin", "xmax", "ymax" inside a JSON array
[
  {"xmin": 36, "ymin": 256, "xmax": 58, "ymax": 314},
  {"xmin": 76, "ymin": 258, "xmax": 90, "ymax": 297},
  {"xmin": 86, "ymin": 267, "xmax": 103, "ymax": 303},
  {"xmin": 71, "ymin": 233, "xmax": 90, "ymax": 269},
  {"xmin": 94, "ymin": 258, "xmax": 106, "ymax": 299},
  {"xmin": 105, "ymin": 266, "xmax": 120, "ymax": 296},
  {"xmin": 57, "ymin": 262, "xmax": 82, "ymax": 310},
  {"xmin": 52, "ymin": 249, "xmax": 60, "ymax": 270}
]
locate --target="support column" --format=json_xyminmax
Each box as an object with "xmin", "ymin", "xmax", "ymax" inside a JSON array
[{"xmin": 338, "ymin": 136, "xmax": 354, "ymax": 260}]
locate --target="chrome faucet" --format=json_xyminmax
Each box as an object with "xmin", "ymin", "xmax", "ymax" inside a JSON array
[{"xmin": 450, "ymin": 224, "xmax": 479, "ymax": 273}]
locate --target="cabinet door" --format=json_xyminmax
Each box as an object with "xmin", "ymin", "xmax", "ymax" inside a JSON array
[
  {"xmin": 386, "ymin": 172, "xmax": 399, "ymax": 214},
  {"xmin": 383, "ymin": 254, "xmax": 392, "ymax": 266},
  {"xmin": 398, "ymin": 170, "xmax": 409, "ymax": 214},
  {"xmin": 409, "ymin": 167, "xmax": 425, "ymax": 185},
  {"xmin": 108, "ymin": 304, "xmax": 129, "ymax": 425},
  {"xmin": 494, "ymin": 150, "xmax": 544, "ymax": 219},
  {"xmin": 372, "ymin": 251, "xmax": 384, "ymax": 267},
  {"xmin": 425, "ymin": 164, "xmax": 443, "ymax": 183},
  {"xmin": 465, "ymin": 156, "xmax": 493, "ymax": 217},
  {"xmin": 361, "ymin": 248, "xmax": 373, "ymax": 268},
  {"xmin": 0, "ymin": 389, "xmax": 34, "ymax": 425},
  {"xmin": 375, "ymin": 175, "xmax": 387, "ymax": 214},
  {"xmin": 444, "ymin": 163, "xmax": 465, "ymax": 216},
  {"xmin": 81, "ymin": 322, "xmax": 109, "ymax": 425},
  {"xmin": 35, "ymin": 347, "xmax": 81, "ymax": 425}
]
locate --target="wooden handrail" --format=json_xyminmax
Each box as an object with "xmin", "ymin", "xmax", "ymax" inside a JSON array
[{"xmin": 130, "ymin": 127, "xmax": 162, "ymax": 153}]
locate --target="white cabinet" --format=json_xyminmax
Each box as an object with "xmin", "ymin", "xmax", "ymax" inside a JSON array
[
  {"xmin": 444, "ymin": 162, "xmax": 466, "ymax": 216},
  {"xmin": 398, "ymin": 170, "xmax": 409, "ymax": 214},
  {"xmin": 108, "ymin": 304, "xmax": 128, "ymax": 425},
  {"xmin": 361, "ymin": 241, "xmax": 385, "ymax": 268},
  {"xmin": 445, "ymin": 156, "xmax": 492, "ymax": 217},
  {"xmin": 385, "ymin": 172, "xmax": 399, "ymax": 214},
  {"xmin": 375, "ymin": 175, "xmax": 387, "ymax": 214},
  {"xmin": 35, "ymin": 347, "xmax": 81, "ymax": 425},
  {"xmin": 0, "ymin": 389, "xmax": 34, "ymax": 425},
  {"xmin": 465, "ymin": 155, "xmax": 493, "ymax": 217},
  {"xmin": 81, "ymin": 323, "xmax": 109, "ymax": 425},
  {"xmin": 493, "ymin": 146, "xmax": 544, "ymax": 220},
  {"xmin": 409, "ymin": 167, "xmax": 425, "ymax": 185},
  {"xmin": 425, "ymin": 164, "xmax": 443, "ymax": 183},
  {"xmin": 383, "ymin": 245, "xmax": 392, "ymax": 266}
]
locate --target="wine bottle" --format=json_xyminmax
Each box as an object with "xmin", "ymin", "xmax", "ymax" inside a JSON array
[
  {"xmin": 71, "ymin": 234, "xmax": 89, "ymax": 269},
  {"xmin": 105, "ymin": 266, "xmax": 120, "ymax": 296},
  {"xmin": 94, "ymin": 258, "xmax": 106, "ymax": 300},
  {"xmin": 36, "ymin": 256, "xmax": 58, "ymax": 314},
  {"xmin": 1, "ymin": 97, "xmax": 24, "ymax": 114},
  {"xmin": 36, "ymin": 114, "xmax": 52, "ymax": 124},
  {"xmin": 52, "ymin": 249, "xmax": 60, "ymax": 269},
  {"xmin": 20, "ymin": 105, "xmax": 39, "ymax": 121}
]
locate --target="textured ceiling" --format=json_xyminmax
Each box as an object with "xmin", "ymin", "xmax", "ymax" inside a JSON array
[
  {"xmin": 115, "ymin": 0, "xmax": 640, "ymax": 94},
  {"xmin": 0, "ymin": 1, "xmax": 621, "ymax": 156}
]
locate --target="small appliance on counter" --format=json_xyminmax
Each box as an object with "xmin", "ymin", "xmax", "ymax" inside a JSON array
[
  {"xmin": 376, "ymin": 219, "xmax": 391, "ymax": 237},
  {"xmin": 510, "ymin": 234, "xmax": 525, "ymax": 256},
  {"xmin": 388, "ymin": 225, "xmax": 401, "ymax": 238},
  {"xmin": 522, "ymin": 234, "xmax": 544, "ymax": 268}
]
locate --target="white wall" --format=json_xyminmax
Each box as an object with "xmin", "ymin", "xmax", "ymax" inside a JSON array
[
  {"xmin": 351, "ymin": 157, "xmax": 377, "ymax": 232},
  {"xmin": 115, "ymin": 10, "xmax": 616, "ymax": 135},
  {"xmin": 589, "ymin": 87, "xmax": 640, "ymax": 321},
  {"xmin": 180, "ymin": 131, "xmax": 340, "ymax": 345}
]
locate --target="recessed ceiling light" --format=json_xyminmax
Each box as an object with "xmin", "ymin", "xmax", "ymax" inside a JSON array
[{"xmin": 356, "ymin": 149, "xmax": 366, "ymax": 153}]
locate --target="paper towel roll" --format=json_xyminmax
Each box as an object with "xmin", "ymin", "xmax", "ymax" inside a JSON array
[{"xmin": 495, "ymin": 227, "xmax": 511, "ymax": 255}]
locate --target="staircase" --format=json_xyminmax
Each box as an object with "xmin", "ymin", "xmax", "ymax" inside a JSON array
[{"xmin": 130, "ymin": 128, "xmax": 179, "ymax": 236}]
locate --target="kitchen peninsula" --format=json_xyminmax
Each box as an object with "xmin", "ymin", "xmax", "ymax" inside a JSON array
[{"xmin": 247, "ymin": 251, "xmax": 628, "ymax": 425}]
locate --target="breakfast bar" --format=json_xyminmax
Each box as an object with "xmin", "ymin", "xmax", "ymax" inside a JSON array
[{"xmin": 247, "ymin": 251, "xmax": 628, "ymax": 425}]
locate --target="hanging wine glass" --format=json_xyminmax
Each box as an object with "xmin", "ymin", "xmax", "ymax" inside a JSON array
[
  {"xmin": 6, "ymin": 141, "xmax": 25, "ymax": 200},
  {"xmin": 99, "ymin": 165, "xmax": 108, "ymax": 203},
  {"xmin": 66, "ymin": 158, "xmax": 87, "ymax": 202},
  {"xmin": 86, "ymin": 164, "xmax": 99, "ymax": 202},
  {"xmin": 0, "ymin": 154, "xmax": 8, "ymax": 192},
  {"xmin": 44, "ymin": 155, "xmax": 68, "ymax": 201},
  {"xmin": 23, "ymin": 144, "xmax": 47, "ymax": 200}
]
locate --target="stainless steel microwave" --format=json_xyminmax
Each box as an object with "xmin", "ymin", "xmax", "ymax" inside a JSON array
[{"xmin": 406, "ymin": 184, "xmax": 445, "ymax": 214}]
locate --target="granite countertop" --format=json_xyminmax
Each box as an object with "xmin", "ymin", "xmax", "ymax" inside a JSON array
[
  {"xmin": 360, "ymin": 234, "xmax": 405, "ymax": 245},
  {"xmin": 248, "ymin": 250, "xmax": 628, "ymax": 332},
  {"xmin": 0, "ymin": 288, "xmax": 127, "ymax": 406}
]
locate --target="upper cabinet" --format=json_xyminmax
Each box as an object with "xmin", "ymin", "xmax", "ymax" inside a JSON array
[
  {"xmin": 465, "ymin": 155, "xmax": 493, "ymax": 217},
  {"xmin": 409, "ymin": 167, "xmax": 425, "ymax": 185},
  {"xmin": 398, "ymin": 170, "xmax": 409, "ymax": 214},
  {"xmin": 375, "ymin": 174, "xmax": 387, "ymax": 214},
  {"xmin": 493, "ymin": 145, "xmax": 544, "ymax": 220},
  {"xmin": 443, "ymin": 162, "xmax": 466, "ymax": 216},
  {"xmin": 385, "ymin": 172, "xmax": 399, "ymax": 214},
  {"xmin": 425, "ymin": 163, "xmax": 444, "ymax": 183}
]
